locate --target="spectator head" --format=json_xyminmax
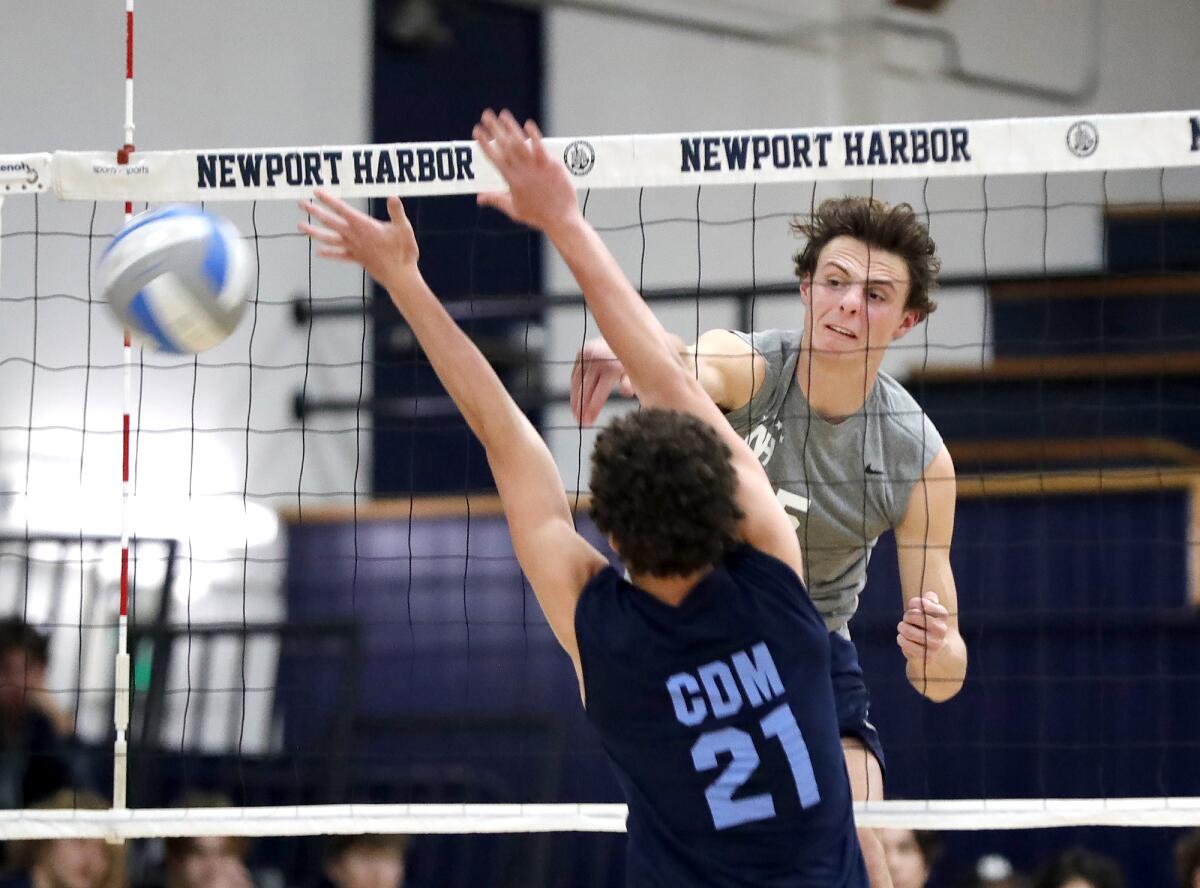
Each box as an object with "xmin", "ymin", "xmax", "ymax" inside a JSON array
[
  {"xmin": 8, "ymin": 789, "xmax": 125, "ymax": 888},
  {"xmin": 324, "ymin": 834, "xmax": 411, "ymax": 888},
  {"xmin": 1032, "ymin": 847, "xmax": 1125, "ymax": 888},
  {"xmin": 163, "ymin": 792, "xmax": 252, "ymax": 888},
  {"xmin": 0, "ymin": 616, "xmax": 50, "ymax": 715},
  {"xmin": 880, "ymin": 827, "xmax": 941, "ymax": 888},
  {"xmin": 1176, "ymin": 829, "xmax": 1200, "ymax": 888}
]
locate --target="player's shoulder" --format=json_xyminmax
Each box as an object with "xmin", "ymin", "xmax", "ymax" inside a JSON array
[
  {"xmin": 577, "ymin": 562, "xmax": 621, "ymax": 607},
  {"xmin": 872, "ymin": 370, "xmax": 941, "ymax": 441},
  {"xmin": 873, "ymin": 368, "xmax": 923, "ymax": 406},
  {"xmin": 729, "ymin": 327, "xmax": 801, "ymax": 359},
  {"xmin": 725, "ymin": 543, "xmax": 808, "ymax": 599},
  {"xmin": 574, "ymin": 563, "xmax": 629, "ymax": 649}
]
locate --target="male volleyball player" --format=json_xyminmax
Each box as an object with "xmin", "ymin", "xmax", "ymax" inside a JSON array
[
  {"xmin": 299, "ymin": 108, "xmax": 868, "ymax": 886},
  {"xmin": 572, "ymin": 197, "xmax": 967, "ymax": 885}
]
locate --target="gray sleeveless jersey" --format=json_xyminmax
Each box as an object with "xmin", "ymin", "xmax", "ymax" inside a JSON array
[{"xmin": 723, "ymin": 329, "xmax": 943, "ymax": 633}]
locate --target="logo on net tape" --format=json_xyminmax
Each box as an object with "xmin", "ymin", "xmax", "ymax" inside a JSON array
[
  {"xmin": 1066, "ymin": 121, "xmax": 1099, "ymax": 158},
  {"xmin": 0, "ymin": 161, "xmax": 38, "ymax": 187},
  {"xmin": 563, "ymin": 140, "xmax": 596, "ymax": 176}
]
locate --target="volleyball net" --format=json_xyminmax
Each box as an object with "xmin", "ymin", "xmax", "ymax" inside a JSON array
[{"xmin": 2, "ymin": 110, "xmax": 1200, "ymax": 865}]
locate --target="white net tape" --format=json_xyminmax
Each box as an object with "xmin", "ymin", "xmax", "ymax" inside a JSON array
[
  {"xmin": 4, "ymin": 798, "xmax": 1200, "ymax": 840},
  {"xmin": 2, "ymin": 109, "xmax": 1197, "ymax": 201}
]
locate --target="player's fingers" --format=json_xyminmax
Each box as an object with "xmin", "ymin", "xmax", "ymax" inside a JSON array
[
  {"xmin": 313, "ymin": 187, "xmax": 356, "ymax": 217},
  {"xmin": 482, "ymin": 108, "xmax": 515, "ymax": 156},
  {"xmin": 316, "ymin": 247, "xmax": 353, "ymax": 261},
  {"xmin": 897, "ymin": 621, "xmax": 927, "ymax": 644},
  {"xmin": 570, "ymin": 355, "xmax": 587, "ymax": 420},
  {"xmin": 473, "ymin": 123, "xmax": 500, "ymax": 164},
  {"xmin": 524, "ymin": 118, "xmax": 548, "ymax": 163},
  {"xmin": 906, "ymin": 596, "xmax": 927, "ymax": 613},
  {"xmin": 498, "ymin": 109, "xmax": 526, "ymax": 149},
  {"xmin": 922, "ymin": 601, "xmax": 950, "ymax": 619},
  {"xmin": 924, "ymin": 590, "xmax": 940, "ymax": 604},
  {"xmin": 585, "ymin": 377, "xmax": 616, "ymax": 426},
  {"xmin": 923, "ymin": 617, "xmax": 948, "ymax": 640},
  {"xmin": 478, "ymin": 108, "xmax": 500, "ymax": 142},
  {"xmin": 578, "ymin": 362, "xmax": 602, "ymax": 424},
  {"xmin": 297, "ymin": 222, "xmax": 342, "ymax": 247},
  {"xmin": 570, "ymin": 369, "xmax": 585, "ymax": 421},
  {"xmin": 897, "ymin": 635, "xmax": 923, "ymax": 658},
  {"xmin": 386, "ymin": 195, "xmax": 407, "ymax": 225},
  {"xmin": 912, "ymin": 594, "xmax": 949, "ymax": 618},
  {"xmin": 299, "ymin": 198, "xmax": 350, "ymax": 233}
]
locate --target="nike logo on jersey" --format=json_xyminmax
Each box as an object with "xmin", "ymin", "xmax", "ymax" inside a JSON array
[{"xmin": 864, "ymin": 464, "xmax": 884, "ymax": 476}]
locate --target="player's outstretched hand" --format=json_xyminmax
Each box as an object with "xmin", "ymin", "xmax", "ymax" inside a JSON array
[
  {"xmin": 571, "ymin": 337, "xmax": 636, "ymax": 426},
  {"xmin": 299, "ymin": 189, "xmax": 418, "ymax": 291},
  {"xmin": 474, "ymin": 108, "xmax": 580, "ymax": 234},
  {"xmin": 896, "ymin": 590, "xmax": 950, "ymax": 662}
]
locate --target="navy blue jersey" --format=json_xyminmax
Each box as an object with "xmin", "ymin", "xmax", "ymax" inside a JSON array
[{"xmin": 576, "ymin": 544, "xmax": 867, "ymax": 888}]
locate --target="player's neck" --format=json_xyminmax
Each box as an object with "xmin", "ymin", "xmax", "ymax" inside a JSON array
[
  {"xmin": 795, "ymin": 347, "xmax": 881, "ymax": 423},
  {"xmin": 630, "ymin": 566, "xmax": 714, "ymax": 606}
]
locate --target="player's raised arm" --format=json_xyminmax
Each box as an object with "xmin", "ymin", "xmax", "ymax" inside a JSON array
[
  {"xmin": 570, "ymin": 329, "xmax": 766, "ymax": 426},
  {"xmin": 298, "ymin": 190, "xmax": 606, "ymax": 679},
  {"xmin": 474, "ymin": 110, "xmax": 800, "ymax": 578}
]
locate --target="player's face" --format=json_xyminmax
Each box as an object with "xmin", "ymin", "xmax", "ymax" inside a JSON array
[
  {"xmin": 880, "ymin": 828, "xmax": 929, "ymax": 888},
  {"xmin": 800, "ymin": 236, "xmax": 918, "ymax": 358},
  {"xmin": 37, "ymin": 838, "xmax": 110, "ymax": 888},
  {"xmin": 326, "ymin": 846, "xmax": 405, "ymax": 888},
  {"xmin": 170, "ymin": 836, "xmax": 244, "ymax": 888}
]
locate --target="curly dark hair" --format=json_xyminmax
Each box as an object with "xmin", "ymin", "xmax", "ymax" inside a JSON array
[
  {"xmin": 792, "ymin": 196, "xmax": 940, "ymax": 320},
  {"xmin": 589, "ymin": 409, "xmax": 744, "ymax": 578}
]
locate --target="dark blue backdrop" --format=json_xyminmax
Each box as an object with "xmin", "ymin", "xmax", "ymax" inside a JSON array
[
  {"xmin": 371, "ymin": 0, "xmax": 543, "ymax": 496},
  {"xmin": 282, "ymin": 482, "xmax": 1200, "ymax": 887}
]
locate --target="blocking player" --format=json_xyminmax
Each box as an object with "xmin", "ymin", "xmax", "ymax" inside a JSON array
[{"xmin": 298, "ymin": 108, "xmax": 868, "ymax": 886}]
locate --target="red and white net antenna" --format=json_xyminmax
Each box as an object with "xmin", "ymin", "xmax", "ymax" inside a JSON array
[{"xmin": 112, "ymin": 0, "xmax": 136, "ymax": 815}]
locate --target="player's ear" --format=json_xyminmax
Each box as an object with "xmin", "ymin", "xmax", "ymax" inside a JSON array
[
  {"xmin": 892, "ymin": 307, "xmax": 921, "ymax": 341},
  {"xmin": 607, "ymin": 533, "xmax": 621, "ymax": 557},
  {"xmin": 799, "ymin": 276, "xmax": 812, "ymax": 308}
]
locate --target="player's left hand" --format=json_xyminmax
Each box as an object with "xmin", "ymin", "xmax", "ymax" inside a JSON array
[{"xmin": 896, "ymin": 591, "xmax": 950, "ymax": 661}]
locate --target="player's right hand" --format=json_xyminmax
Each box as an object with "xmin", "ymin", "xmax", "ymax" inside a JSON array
[
  {"xmin": 474, "ymin": 109, "xmax": 581, "ymax": 236},
  {"xmin": 571, "ymin": 337, "xmax": 635, "ymax": 425}
]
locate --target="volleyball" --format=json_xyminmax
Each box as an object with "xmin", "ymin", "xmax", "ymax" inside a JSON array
[{"xmin": 99, "ymin": 205, "xmax": 253, "ymax": 353}]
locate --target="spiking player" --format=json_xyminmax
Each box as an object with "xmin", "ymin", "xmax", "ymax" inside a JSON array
[
  {"xmin": 299, "ymin": 108, "xmax": 868, "ymax": 886},
  {"xmin": 572, "ymin": 195, "xmax": 967, "ymax": 887}
]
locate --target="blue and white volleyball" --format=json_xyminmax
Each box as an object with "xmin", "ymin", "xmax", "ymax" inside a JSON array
[{"xmin": 99, "ymin": 205, "xmax": 253, "ymax": 353}]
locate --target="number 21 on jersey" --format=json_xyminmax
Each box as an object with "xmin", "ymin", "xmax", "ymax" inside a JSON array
[{"xmin": 693, "ymin": 702, "xmax": 820, "ymax": 829}]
